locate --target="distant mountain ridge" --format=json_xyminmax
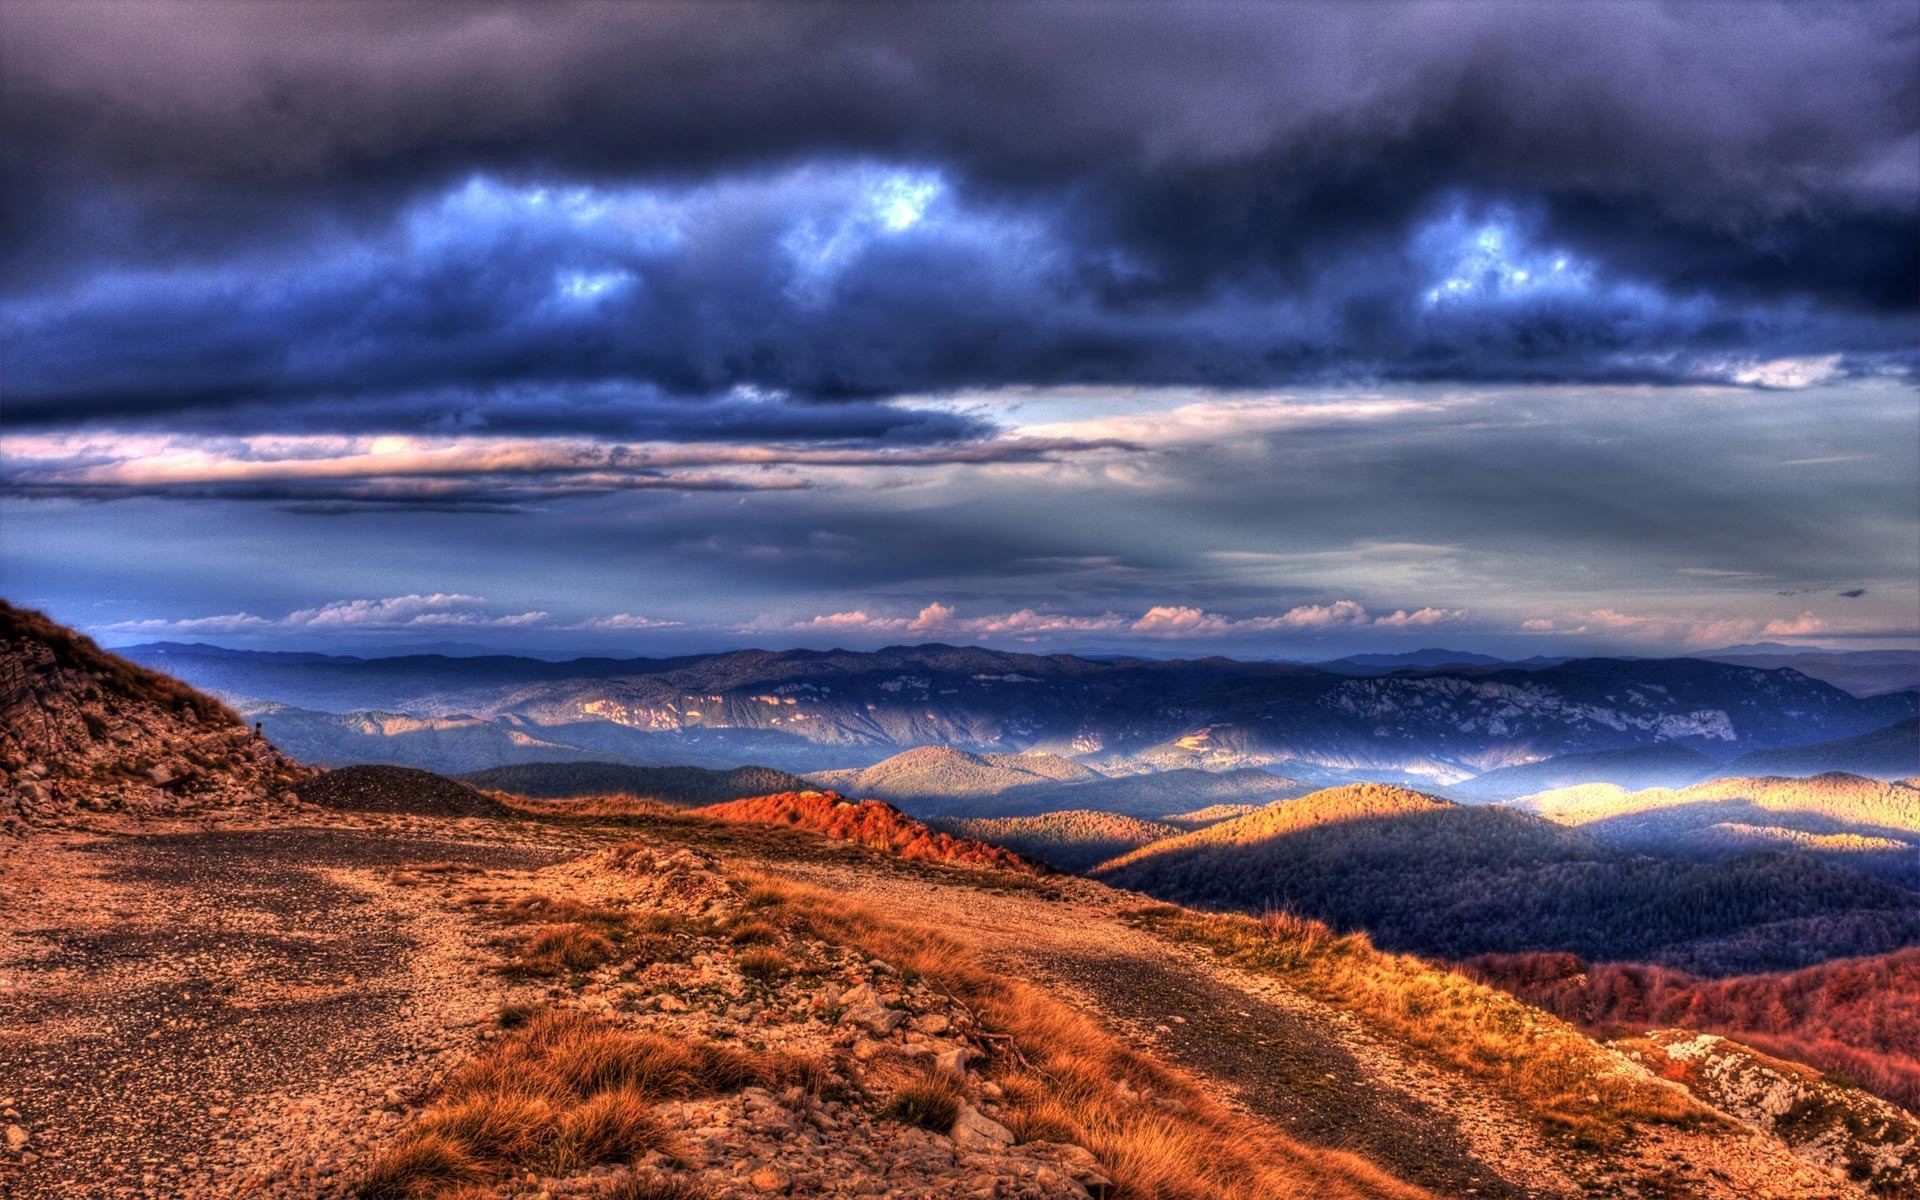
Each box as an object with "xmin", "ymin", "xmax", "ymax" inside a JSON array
[{"xmin": 117, "ymin": 641, "xmax": 1918, "ymax": 782}]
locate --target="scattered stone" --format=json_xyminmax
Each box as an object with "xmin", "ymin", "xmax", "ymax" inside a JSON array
[{"xmin": 953, "ymin": 1104, "xmax": 1016, "ymax": 1152}]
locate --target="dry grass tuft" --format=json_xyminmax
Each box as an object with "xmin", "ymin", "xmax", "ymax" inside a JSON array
[
  {"xmin": 725, "ymin": 918, "xmax": 782, "ymax": 945},
  {"xmin": 513, "ymin": 924, "xmax": 619, "ymax": 977},
  {"xmin": 353, "ymin": 1131, "xmax": 483, "ymax": 1199},
  {"xmin": 544, "ymin": 1088, "xmax": 672, "ymax": 1172},
  {"xmin": 883, "ymin": 1067, "xmax": 963, "ymax": 1132},
  {"xmin": 501, "ymin": 894, "xmax": 629, "ymax": 931},
  {"xmin": 1141, "ymin": 906, "xmax": 1708, "ymax": 1148},
  {"xmin": 354, "ymin": 1009, "xmax": 797, "ymax": 1199},
  {"xmin": 600, "ymin": 1175, "xmax": 708, "ymax": 1200},
  {"xmin": 743, "ymin": 874, "xmax": 1432, "ymax": 1200},
  {"xmin": 496, "ymin": 1002, "xmax": 539, "ymax": 1030},
  {"xmin": 735, "ymin": 947, "xmax": 789, "ymax": 983}
]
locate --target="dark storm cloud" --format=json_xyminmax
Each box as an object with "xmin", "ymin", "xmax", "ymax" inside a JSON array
[{"xmin": 1, "ymin": 1, "xmax": 1914, "ymax": 436}]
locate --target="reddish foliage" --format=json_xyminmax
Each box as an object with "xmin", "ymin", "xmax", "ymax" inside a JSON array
[
  {"xmin": 692, "ymin": 791, "xmax": 1041, "ymax": 874},
  {"xmin": 1465, "ymin": 947, "xmax": 1920, "ymax": 1112}
]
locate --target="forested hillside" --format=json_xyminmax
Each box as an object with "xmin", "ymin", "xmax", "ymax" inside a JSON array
[
  {"xmin": 933, "ymin": 810, "xmax": 1181, "ymax": 871},
  {"xmin": 1466, "ymin": 948, "xmax": 1920, "ymax": 1113},
  {"xmin": 1094, "ymin": 785, "xmax": 1920, "ymax": 973}
]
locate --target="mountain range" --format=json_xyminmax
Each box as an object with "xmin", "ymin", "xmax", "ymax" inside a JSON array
[{"xmin": 117, "ymin": 642, "xmax": 1918, "ymax": 785}]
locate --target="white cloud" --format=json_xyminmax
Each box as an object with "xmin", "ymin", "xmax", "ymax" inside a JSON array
[
  {"xmin": 1371, "ymin": 606, "xmax": 1463, "ymax": 627},
  {"xmin": 1762, "ymin": 610, "xmax": 1827, "ymax": 637},
  {"xmin": 569, "ymin": 612, "xmax": 683, "ymax": 631},
  {"xmin": 789, "ymin": 599, "xmax": 1457, "ymax": 641},
  {"xmin": 1730, "ymin": 354, "xmax": 1844, "ymax": 390}
]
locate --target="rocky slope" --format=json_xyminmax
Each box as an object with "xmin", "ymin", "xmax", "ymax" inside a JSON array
[
  {"xmin": 1619, "ymin": 1030, "xmax": 1918, "ymax": 1196},
  {"xmin": 1466, "ymin": 947, "xmax": 1920, "ymax": 1116},
  {"xmin": 0, "ymin": 601, "xmax": 305, "ymax": 835}
]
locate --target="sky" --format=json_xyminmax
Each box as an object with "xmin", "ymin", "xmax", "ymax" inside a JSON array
[{"xmin": 1, "ymin": 1, "xmax": 1915, "ymax": 660}]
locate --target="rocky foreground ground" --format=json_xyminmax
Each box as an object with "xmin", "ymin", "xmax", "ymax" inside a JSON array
[{"xmin": 2, "ymin": 796, "xmax": 1913, "ymax": 1200}]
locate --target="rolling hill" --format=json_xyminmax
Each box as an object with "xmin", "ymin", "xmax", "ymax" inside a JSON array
[
  {"xmin": 808, "ymin": 745, "xmax": 1102, "ymax": 810},
  {"xmin": 1523, "ymin": 772, "xmax": 1920, "ymax": 835},
  {"xmin": 1093, "ymin": 783, "xmax": 1920, "ymax": 973},
  {"xmin": 1518, "ymin": 772, "xmax": 1920, "ymax": 886}
]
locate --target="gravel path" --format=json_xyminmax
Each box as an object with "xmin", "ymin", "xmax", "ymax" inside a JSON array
[{"xmin": 0, "ymin": 824, "xmax": 566, "ymax": 1199}]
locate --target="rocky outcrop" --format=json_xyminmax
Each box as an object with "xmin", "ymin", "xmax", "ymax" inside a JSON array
[
  {"xmin": 1621, "ymin": 1030, "xmax": 1919, "ymax": 1197},
  {"xmin": 0, "ymin": 601, "xmax": 306, "ymax": 834}
]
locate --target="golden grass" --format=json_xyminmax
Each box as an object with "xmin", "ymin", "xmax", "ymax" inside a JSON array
[
  {"xmin": 511, "ymin": 924, "xmax": 619, "ymax": 977},
  {"xmin": 724, "ymin": 917, "xmax": 782, "ymax": 945},
  {"xmin": 500, "ymin": 794, "xmax": 682, "ymax": 822},
  {"xmin": 354, "ymin": 1009, "xmax": 817, "ymax": 1199},
  {"xmin": 1139, "ymin": 907, "xmax": 1708, "ymax": 1148},
  {"xmin": 742, "ymin": 875, "xmax": 1433, "ymax": 1200},
  {"xmin": 353, "ymin": 1132, "xmax": 482, "ymax": 1199},
  {"xmin": 601, "ymin": 1176, "xmax": 708, "ymax": 1200},
  {"xmin": 735, "ymin": 947, "xmax": 789, "ymax": 984},
  {"xmin": 884, "ymin": 1066, "xmax": 964, "ymax": 1132}
]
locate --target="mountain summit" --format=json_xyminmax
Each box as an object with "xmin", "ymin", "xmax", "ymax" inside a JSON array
[{"xmin": 0, "ymin": 601, "xmax": 305, "ymax": 833}]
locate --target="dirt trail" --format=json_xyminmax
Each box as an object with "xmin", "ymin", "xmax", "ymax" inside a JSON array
[
  {"xmin": 744, "ymin": 855, "xmax": 1584, "ymax": 1200},
  {"xmin": 0, "ymin": 824, "xmax": 568, "ymax": 1199}
]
